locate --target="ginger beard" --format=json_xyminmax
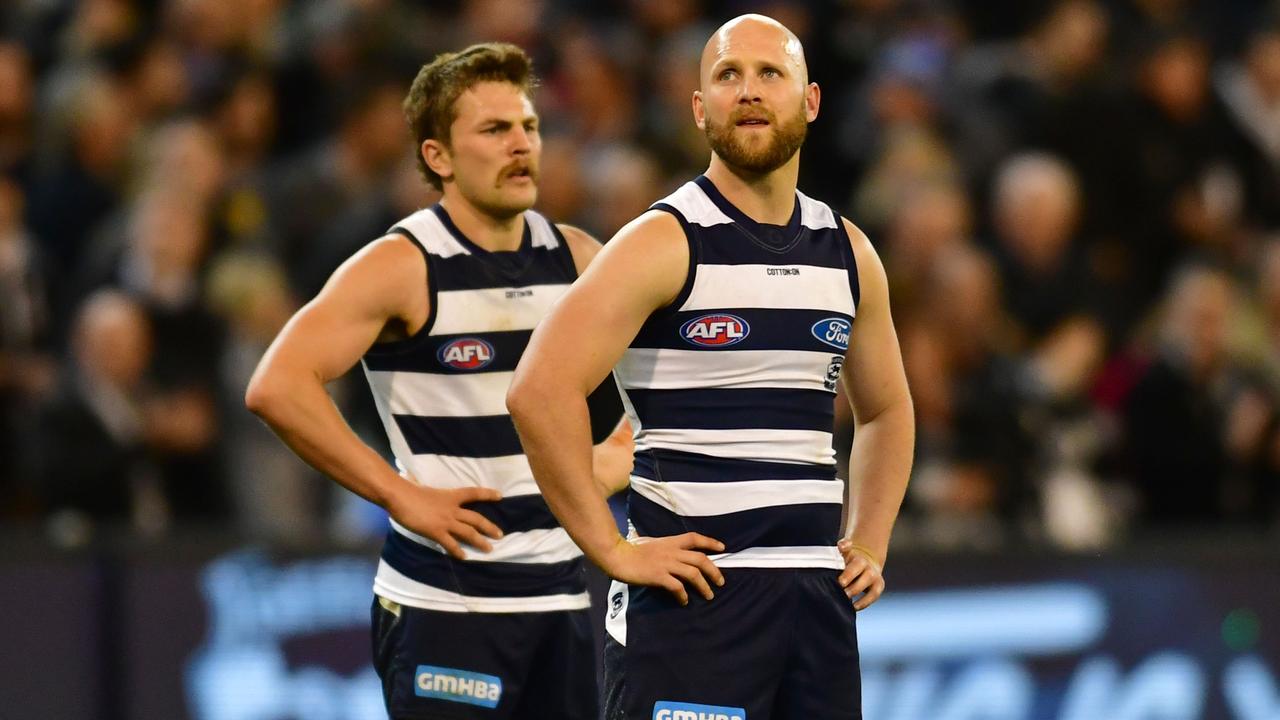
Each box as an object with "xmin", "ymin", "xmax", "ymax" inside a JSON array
[{"xmin": 703, "ymin": 100, "xmax": 808, "ymax": 175}]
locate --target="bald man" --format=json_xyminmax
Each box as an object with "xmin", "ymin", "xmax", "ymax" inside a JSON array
[{"xmin": 508, "ymin": 15, "xmax": 914, "ymax": 719}]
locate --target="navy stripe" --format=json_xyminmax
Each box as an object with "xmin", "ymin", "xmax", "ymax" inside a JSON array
[
  {"xmin": 633, "ymin": 308, "xmax": 853, "ymax": 353},
  {"xmin": 381, "ymin": 530, "xmax": 585, "ymax": 597},
  {"xmin": 691, "ymin": 228, "xmax": 850, "ymax": 268},
  {"xmin": 427, "ymin": 253, "xmax": 576, "ymax": 292},
  {"xmin": 465, "ymin": 493, "xmax": 562, "ymax": 533},
  {"xmin": 394, "ymin": 414, "xmax": 522, "ymax": 458},
  {"xmin": 627, "ymin": 388, "xmax": 834, "ymax": 431},
  {"xmin": 364, "ymin": 329, "xmax": 531, "ymax": 373},
  {"xmin": 628, "ymin": 491, "xmax": 841, "ymax": 551},
  {"xmin": 633, "ymin": 449, "xmax": 836, "ymax": 483}
]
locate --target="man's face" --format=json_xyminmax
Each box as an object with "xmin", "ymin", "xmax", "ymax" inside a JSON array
[
  {"xmin": 433, "ymin": 81, "xmax": 540, "ymax": 218},
  {"xmin": 694, "ymin": 20, "xmax": 818, "ymax": 175}
]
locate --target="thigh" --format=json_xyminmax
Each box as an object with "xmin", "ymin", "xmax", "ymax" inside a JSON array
[
  {"xmin": 370, "ymin": 597, "xmax": 542, "ymax": 720},
  {"xmin": 605, "ymin": 571, "xmax": 791, "ymax": 720},
  {"xmin": 775, "ymin": 571, "xmax": 862, "ymax": 720},
  {"xmin": 512, "ymin": 609, "xmax": 598, "ymax": 720}
]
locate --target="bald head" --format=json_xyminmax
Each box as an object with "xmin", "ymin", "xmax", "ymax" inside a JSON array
[{"xmin": 700, "ymin": 14, "xmax": 808, "ymax": 87}]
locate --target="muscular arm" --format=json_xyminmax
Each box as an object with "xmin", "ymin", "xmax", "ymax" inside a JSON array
[
  {"xmin": 509, "ymin": 212, "xmax": 723, "ymax": 604},
  {"xmin": 836, "ymin": 219, "xmax": 915, "ymax": 608},
  {"xmin": 559, "ymin": 223, "xmax": 636, "ymax": 498},
  {"xmin": 245, "ymin": 236, "xmax": 502, "ymax": 557}
]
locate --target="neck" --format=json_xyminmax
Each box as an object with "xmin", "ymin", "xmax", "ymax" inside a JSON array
[
  {"xmin": 440, "ymin": 194, "xmax": 525, "ymax": 252},
  {"xmin": 704, "ymin": 153, "xmax": 800, "ymax": 224}
]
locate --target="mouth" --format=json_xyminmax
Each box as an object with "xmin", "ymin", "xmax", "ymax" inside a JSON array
[
  {"xmin": 502, "ymin": 166, "xmax": 535, "ymax": 183},
  {"xmin": 735, "ymin": 117, "xmax": 771, "ymax": 127}
]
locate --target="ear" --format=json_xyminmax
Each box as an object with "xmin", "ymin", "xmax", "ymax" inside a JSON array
[
  {"xmin": 692, "ymin": 89, "xmax": 706, "ymax": 130},
  {"xmin": 805, "ymin": 82, "xmax": 820, "ymax": 123},
  {"xmin": 422, "ymin": 139, "xmax": 452, "ymax": 184}
]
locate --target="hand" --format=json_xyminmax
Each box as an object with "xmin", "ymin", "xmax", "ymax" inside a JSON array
[
  {"xmin": 388, "ymin": 483, "xmax": 505, "ymax": 559},
  {"xmin": 837, "ymin": 539, "xmax": 885, "ymax": 611},
  {"xmin": 600, "ymin": 532, "xmax": 725, "ymax": 606}
]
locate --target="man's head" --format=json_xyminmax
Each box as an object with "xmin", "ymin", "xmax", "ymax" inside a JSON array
[
  {"xmin": 404, "ymin": 43, "xmax": 540, "ymax": 217},
  {"xmin": 694, "ymin": 14, "xmax": 819, "ymax": 176}
]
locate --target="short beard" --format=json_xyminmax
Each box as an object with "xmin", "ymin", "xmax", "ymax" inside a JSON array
[{"xmin": 704, "ymin": 103, "xmax": 808, "ymax": 175}]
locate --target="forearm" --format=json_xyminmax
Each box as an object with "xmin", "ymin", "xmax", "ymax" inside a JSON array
[
  {"xmin": 247, "ymin": 373, "xmax": 406, "ymax": 510},
  {"xmin": 844, "ymin": 396, "xmax": 915, "ymax": 565},
  {"xmin": 592, "ymin": 417, "xmax": 634, "ymax": 497},
  {"xmin": 509, "ymin": 384, "xmax": 624, "ymax": 566}
]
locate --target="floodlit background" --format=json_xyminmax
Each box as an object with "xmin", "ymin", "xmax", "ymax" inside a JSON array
[{"xmin": 0, "ymin": 0, "xmax": 1277, "ymax": 718}]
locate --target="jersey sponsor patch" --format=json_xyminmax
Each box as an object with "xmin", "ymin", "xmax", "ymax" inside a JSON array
[
  {"xmin": 811, "ymin": 317, "xmax": 851, "ymax": 351},
  {"xmin": 437, "ymin": 338, "xmax": 495, "ymax": 370},
  {"xmin": 414, "ymin": 665, "xmax": 502, "ymax": 707},
  {"xmin": 680, "ymin": 314, "xmax": 749, "ymax": 347},
  {"xmin": 653, "ymin": 700, "xmax": 746, "ymax": 720}
]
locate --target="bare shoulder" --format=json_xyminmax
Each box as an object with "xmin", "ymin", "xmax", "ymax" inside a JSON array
[
  {"xmin": 556, "ymin": 223, "xmax": 603, "ymax": 274},
  {"xmin": 841, "ymin": 217, "xmax": 889, "ymax": 303},
  {"xmin": 320, "ymin": 233, "xmax": 428, "ymax": 322},
  {"xmin": 575, "ymin": 209, "xmax": 689, "ymax": 310}
]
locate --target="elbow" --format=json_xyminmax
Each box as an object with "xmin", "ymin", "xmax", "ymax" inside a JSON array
[
  {"xmin": 244, "ymin": 369, "xmax": 283, "ymax": 420},
  {"xmin": 505, "ymin": 373, "xmax": 539, "ymax": 426}
]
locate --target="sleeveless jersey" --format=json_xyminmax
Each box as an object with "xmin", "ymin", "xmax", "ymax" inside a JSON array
[
  {"xmin": 613, "ymin": 175, "xmax": 860, "ymax": 570},
  {"xmin": 362, "ymin": 204, "xmax": 587, "ymax": 612}
]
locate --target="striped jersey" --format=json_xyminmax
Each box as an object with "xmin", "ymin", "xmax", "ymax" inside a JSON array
[
  {"xmin": 361, "ymin": 204, "xmax": 588, "ymax": 613},
  {"xmin": 614, "ymin": 175, "xmax": 860, "ymax": 570}
]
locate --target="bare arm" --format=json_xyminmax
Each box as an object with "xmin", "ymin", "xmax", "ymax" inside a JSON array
[
  {"xmin": 244, "ymin": 236, "xmax": 502, "ymax": 558},
  {"xmin": 560, "ymin": 223, "xmax": 636, "ymax": 498},
  {"xmin": 835, "ymin": 219, "xmax": 915, "ymax": 609},
  {"xmin": 509, "ymin": 212, "xmax": 724, "ymax": 604}
]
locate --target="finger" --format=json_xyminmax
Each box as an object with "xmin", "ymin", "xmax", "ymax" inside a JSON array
[
  {"xmin": 671, "ymin": 562, "xmax": 715, "ymax": 601},
  {"xmin": 838, "ymin": 556, "xmax": 868, "ymax": 587},
  {"xmin": 437, "ymin": 534, "xmax": 467, "ymax": 560},
  {"xmin": 453, "ymin": 524, "xmax": 494, "ymax": 553},
  {"xmin": 844, "ymin": 570, "xmax": 877, "ymax": 600},
  {"xmin": 661, "ymin": 577, "xmax": 689, "ymax": 606},
  {"xmin": 854, "ymin": 578, "xmax": 886, "ymax": 611},
  {"xmin": 680, "ymin": 550, "xmax": 725, "ymax": 587},
  {"xmin": 678, "ymin": 532, "xmax": 726, "ymax": 553},
  {"xmin": 456, "ymin": 509, "xmax": 504, "ymax": 539},
  {"xmin": 454, "ymin": 486, "xmax": 503, "ymax": 504}
]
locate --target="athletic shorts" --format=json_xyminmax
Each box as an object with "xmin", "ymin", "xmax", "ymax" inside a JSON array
[
  {"xmin": 603, "ymin": 567, "xmax": 860, "ymax": 720},
  {"xmin": 371, "ymin": 596, "xmax": 598, "ymax": 719}
]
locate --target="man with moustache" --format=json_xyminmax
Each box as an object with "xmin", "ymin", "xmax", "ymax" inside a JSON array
[
  {"xmin": 508, "ymin": 15, "xmax": 915, "ymax": 720},
  {"xmin": 246, "ymin": 43, "xmax": 630, "ymax": 719}
]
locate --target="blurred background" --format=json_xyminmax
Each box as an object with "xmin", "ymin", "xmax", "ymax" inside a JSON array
[{"xmin": 0, "ymin": 0, "xmax": 1278, "ymax": 718}]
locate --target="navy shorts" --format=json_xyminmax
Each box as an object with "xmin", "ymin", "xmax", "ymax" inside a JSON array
[
  {"xmin": 371, "ymin": 596, "xmax": 598, "ymax": 719},
  {"xmin": 603, "ymin": 568, "xmax": 860, "ymax": 720}
]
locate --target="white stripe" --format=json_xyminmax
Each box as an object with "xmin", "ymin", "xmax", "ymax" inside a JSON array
[
  {"xmin": 656, "ymin": 182, "xmax": 733, "ymax": 227},
  {"xmin": 797, "ymin": 190, "xmax": 838, "ymax": 230},
  {"xmin": 709, "ymin": 545, "xmax": 843, "ymax": 569},
  {"xmin": 526, "ymin": 210, "xmax": 559, "ymax": 249},
  {"xmin": 431, "ymin": 284, "xmax": 569, "ymax": 335},
  {"xmin": 364, "ymin": 370, "xmax": 512, "ymax": 418},
  {"xmin": 615, "ymin": 348, "xmax": 838, "ymax": 391},
  {"xmin": 396, "ymin": 453, "xmax": 537, "ymax": 494},
  {"xmin": 680, "ymin": 264, "xmax": 855, "ymax": 315},
  {"xmin": 395, "ymin": 208, "xmax": 469, "ymax": 258},
  {"xmin": 630, "ymin": 477, "xmax": 842, "ymax": 516},
  {"xmin": 389, "ymin": 520, "xmax": 582, "ymax": 564},
  {"xmin": 373, "ymin": 562, "xmax": 590, "ymax": 613},
  {"xmin": 635, "ymin": 427, "xmax": 836, "ymax": 465}
]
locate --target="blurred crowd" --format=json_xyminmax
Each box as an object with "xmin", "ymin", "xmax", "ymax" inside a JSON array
[{"xmin": 1, "ymin": 0, "xmax": 1278, "ymax": 550}]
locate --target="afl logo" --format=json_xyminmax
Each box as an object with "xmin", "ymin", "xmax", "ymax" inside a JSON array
[
  {"xmin": 438, "ymin": 338, "xmax": 495, "ymax": 370},
  {"xmin": 811, "ymin": 318, "xmax": 851, "ymax": 351},
  {"xmin": 681, "ymin": 313, "xmax": 749, "ymax": 347}
]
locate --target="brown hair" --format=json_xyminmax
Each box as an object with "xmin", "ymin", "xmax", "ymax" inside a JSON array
[{"xmin": 404, "ymin": 43, "xmax": 537, "ymax": 190}]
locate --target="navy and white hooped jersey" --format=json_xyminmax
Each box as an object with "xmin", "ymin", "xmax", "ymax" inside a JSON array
[
  {"xmin": 361, "ymin": 204, "xmax": 587, "ymax": 613},
  {"xmin": 613, "ymin": 175, "xmax": 860, "ymax": 571}
]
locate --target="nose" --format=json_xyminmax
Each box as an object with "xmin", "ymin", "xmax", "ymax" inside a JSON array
[
  {"xmin": 510, "ymin": 127, "xmax": 532, "ymax": 155},
  {"xmin": 737, "ymin": 74, "xmax": 763, "ymax": 105}
]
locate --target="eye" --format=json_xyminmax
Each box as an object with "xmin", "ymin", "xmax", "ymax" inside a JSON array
[
  {"xmin": 762, "ymin": 67, "xmax": 781, "ymax": 79},
  {"xmin": 718, "ymin": 68, "xmax": 738, "ymax": 81}
]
